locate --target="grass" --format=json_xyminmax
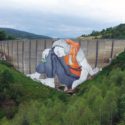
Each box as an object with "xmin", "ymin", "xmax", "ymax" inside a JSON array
[{"xmin": 0, "ymin": 51, "xmax": 125, "ymax": 125}]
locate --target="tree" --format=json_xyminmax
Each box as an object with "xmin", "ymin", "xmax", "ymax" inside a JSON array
[
  {"xmin": 7, "ymin": 35, "xmax": 16, "ymax": 40},
  {"xmin": 102, "ymin": 91, "xmax": 118, "ymax": 125},
  {"xmin": 118, "ymin": 94, "xmax": 125, "ymax": 120},
  {"xmin": 0, "ymin": 31, "xmax": 7, "ymax": 40}
]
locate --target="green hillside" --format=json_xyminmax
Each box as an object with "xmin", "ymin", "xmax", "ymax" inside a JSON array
[
  {"xmin": 81, "ymin": 24, "xmax": 125, "ymax": 39},
  {"xmin": 0, "ymin": 28, "xmax": 51, "ymax": 39},
  {"xmin": 0, "ymin": 51, "xmax": 125, "ymax": 125}
]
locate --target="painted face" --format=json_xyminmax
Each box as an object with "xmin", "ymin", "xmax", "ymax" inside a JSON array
[{"xmin": 54, "ymin": 46, "xmax": 66, "ymax": 57}]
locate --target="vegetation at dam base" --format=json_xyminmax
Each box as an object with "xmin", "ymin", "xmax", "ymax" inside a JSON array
[{"xmin": 0, "ymin": 52, "xmax": 125, "ymax": 125}]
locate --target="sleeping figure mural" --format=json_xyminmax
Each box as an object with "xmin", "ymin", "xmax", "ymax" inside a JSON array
[{"xmin": 27, "ymin": 39, "xmax": 99, "ymax": 92}]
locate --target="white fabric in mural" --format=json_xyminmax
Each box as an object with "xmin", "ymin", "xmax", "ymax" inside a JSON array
[{"xmin": 27, "ymin": 39, "xmax": 99, "ymax": 89}]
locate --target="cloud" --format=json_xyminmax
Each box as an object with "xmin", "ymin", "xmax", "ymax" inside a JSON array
[
  {"xmin": 0, "ymin": 0, "xmax": 125, "ymax": 37},
  {"xmin": 1, "ymin": 0, "xmax": 125, "ymax": 22}
]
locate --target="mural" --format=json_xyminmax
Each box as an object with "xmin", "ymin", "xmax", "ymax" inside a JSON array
[{"xmin": 27, "ymin": 39, "xmax": 99, "ymax": 93}]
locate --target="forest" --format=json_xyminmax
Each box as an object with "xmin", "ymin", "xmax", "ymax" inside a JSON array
[
  {"xmin": 0, "ymin": 51, "xmax": 125, "ymax": 125},
  {"xmin": 0, "ymin": 31, "xmax": 15, "ymax": 40},
  {"xmin": 81, "ymin": 24, "xmax": 125, "ymax": 39}
]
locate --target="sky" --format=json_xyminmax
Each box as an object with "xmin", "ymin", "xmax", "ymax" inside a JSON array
[{"xmin": 0, "ymin": 0, "xmax": 125, "ymax": 38}]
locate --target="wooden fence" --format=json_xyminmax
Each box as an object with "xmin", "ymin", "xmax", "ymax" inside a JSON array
[{"xmin": 0, "ymin": 39, "xmax": 125, "ymax": 74}]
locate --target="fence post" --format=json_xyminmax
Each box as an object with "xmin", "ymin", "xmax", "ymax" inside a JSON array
[
  {"xmin": 110, "ymin": 39, "xmax": 114, "ymax": 60},
  {"xmin": 95, "ymin": 40, "xmax": 99, "ymax": 68},
  {"xmin": 29, "ymin": 40, "xmax": 31, "ymax": 74}
]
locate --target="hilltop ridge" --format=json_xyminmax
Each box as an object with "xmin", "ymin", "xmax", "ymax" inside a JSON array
[
  {"xmin": 0, "ymin": 28, "xmax": 51, "ymax": 39},
  {"xmin": 80, "ymin": 24, "xmax": 125, "ymax": 39}
]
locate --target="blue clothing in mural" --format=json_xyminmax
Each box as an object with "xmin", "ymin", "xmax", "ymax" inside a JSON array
[{"xmin": 36, "ymin": 49, "xmax": 80, "ymax": 88}]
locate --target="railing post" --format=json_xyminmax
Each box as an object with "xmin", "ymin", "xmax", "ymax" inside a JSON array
[{"xmin": 95, "ymin": 40, "xmax": 99, "ymax": 68}]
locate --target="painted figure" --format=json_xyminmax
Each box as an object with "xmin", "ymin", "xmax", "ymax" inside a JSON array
[{"xmin": 27, "ymin": 39, "xmax": 99, "ymax": 92}]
